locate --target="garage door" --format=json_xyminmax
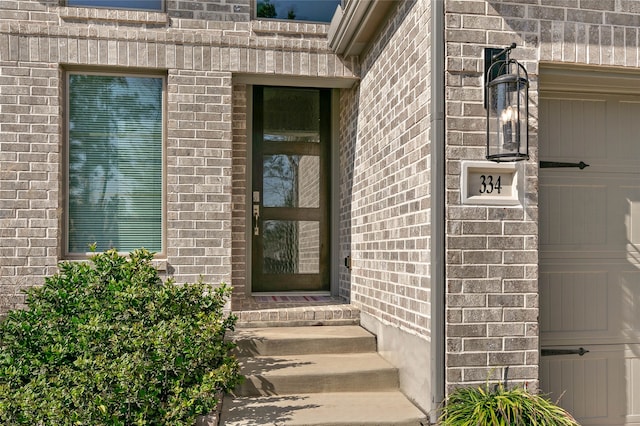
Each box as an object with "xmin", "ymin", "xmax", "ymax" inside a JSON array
[{"xmin": 539, "ymin": 84, "xmax": 640, "ymax": 425}]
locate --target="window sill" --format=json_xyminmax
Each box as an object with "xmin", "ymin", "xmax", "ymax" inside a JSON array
[
  {"xmin": 152, "ymin": 258, "xmax": 168, "ymax": 272},
  {"xmin": 58, "ymin": 6, "xmax": 168, "ymax": 26},
  {"xmin": 63, "ymin": 254, "xmax": 169, "ymax": 272}
]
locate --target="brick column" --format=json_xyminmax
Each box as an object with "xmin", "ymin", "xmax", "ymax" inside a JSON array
[{"xmin": 444, "ymin": 0, "xmax": 539, "ymax": 392}]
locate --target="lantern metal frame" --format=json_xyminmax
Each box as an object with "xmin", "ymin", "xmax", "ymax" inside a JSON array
[{"xmin": 485, "ymin": 43, "xmax": 529, "ymax": 162}]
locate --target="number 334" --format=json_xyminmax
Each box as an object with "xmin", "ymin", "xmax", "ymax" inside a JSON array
[{"xmin": 479, "ymin": 175, "xmax": 502, "ymax": 194}]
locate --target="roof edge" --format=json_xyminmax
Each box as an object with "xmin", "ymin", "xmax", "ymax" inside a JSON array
[{"xmin": 328, "ymin": 0, "xmax": 396, "ymax": 57}]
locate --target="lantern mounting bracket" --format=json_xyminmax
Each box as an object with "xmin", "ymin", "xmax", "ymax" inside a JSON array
[
  {"xmin": 492, "ymin": 42, "xmax": 517, "ymax": 61},
  {"xmin": 484, "ymin": 43, "xmax": 517, "ymax": 109}
]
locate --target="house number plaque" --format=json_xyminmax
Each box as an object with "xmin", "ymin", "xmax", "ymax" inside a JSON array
[
  {"xmin": 478, "ymin": 174, "xmax": 503, "ymax": 194},
  {"xmin": 461, "ymin": 161, "xmax": 520, "ymax": 206}
]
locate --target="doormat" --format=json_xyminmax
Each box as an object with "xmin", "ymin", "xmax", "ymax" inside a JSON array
[{"xmin": 254, "ymin": 295, "xmax": 334, "ymax": 303}]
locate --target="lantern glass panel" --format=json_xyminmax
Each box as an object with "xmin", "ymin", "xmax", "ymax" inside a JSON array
[{"xmin": 487, "ymin": 75, "xmax": 528, "ymax": 161}]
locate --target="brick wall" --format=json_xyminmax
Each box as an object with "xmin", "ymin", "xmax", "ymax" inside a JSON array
[
  {"xmin": 340, "ymin": 0, "xmax": 432, "ymax": 336},
  {"xmin": 337, "ymin": 87, "xmax": 357, "ymax": 301},
  {"xmin": 231, "ymin": 83, "xmax": 248, "ymax": 306},
  {"xmin": 0, "ymin": 63, "xmax": 61, "ymax": 312},
  {"xmin": 0, "ymin": 0, "xmax": 356, "ymax": 315},
  {"xmin": 443, "ymin": 0, "xmax": 640, "ymax": 392},
  {"xmin": 166, "ymin": 0, "xmax": 250, "ymax": 21},
  {"xmin": 166, "ymin": 69, "xmax": 233, "ymax": 284}
]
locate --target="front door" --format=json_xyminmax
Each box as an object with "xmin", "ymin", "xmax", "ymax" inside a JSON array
[
  {"xmin": 539, "ymin": 88, "xmax": 640, "ymax": 425},
  {"xmin": 251, "ymin": 86, "xmax": 330, "ymax": 292}
]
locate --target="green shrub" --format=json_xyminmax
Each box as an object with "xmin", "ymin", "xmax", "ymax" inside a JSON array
[
  {"xmin": 439, "ymin": 383, "xmax": 580, "ymax": 426},
  {"xmin": 0, "ymin": 248, "xmax": 242, "ymax": 425}
]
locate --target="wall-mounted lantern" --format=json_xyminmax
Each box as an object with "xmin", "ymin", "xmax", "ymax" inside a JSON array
[{"xmin": 485, "ymin": 43, "xmax": 529, "ymax": 162}]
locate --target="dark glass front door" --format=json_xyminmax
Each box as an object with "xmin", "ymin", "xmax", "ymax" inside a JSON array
[{"xmin": 251, "ymin": 86, "xmax": 330, "ymax": 292}]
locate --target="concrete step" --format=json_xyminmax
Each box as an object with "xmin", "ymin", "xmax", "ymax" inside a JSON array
[
  {"xmin": 235, "ymin": 352, "xmax": 399, "ymax": 396},
  {"xmin": 219, "ymin": 391, "xmax": 429, "ymax": 426},
  {"xmin": 232, "ymin": 325, "xmax": 377, "ymax": 357},
  {"xmin": 217, "ymin": 324, "xmax": 429, "ymax": 425}
]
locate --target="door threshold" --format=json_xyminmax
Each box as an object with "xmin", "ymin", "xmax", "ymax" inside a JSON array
[
  {"xmin": 239, "ymin": 292, "xmax": 346, "ymax": 312},
  {"xmin": 251, "ymin": 293, "xmax": 337, "ymax": 304},
  {"xmin": 251, "ymin": 291, "xmax": 332, "ymax": 297}
]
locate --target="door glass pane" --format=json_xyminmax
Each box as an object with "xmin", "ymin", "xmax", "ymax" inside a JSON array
[
  {"xmin": 263, "ymin": 221, "xmax": 319, "ymax": 274},
  {"xmin": 263, "ymin": 87, "xmax": 319, "ymax": 143},
  {"xmin": 263, "ymin": 155, "xmax": 319, "ymax": 208}
]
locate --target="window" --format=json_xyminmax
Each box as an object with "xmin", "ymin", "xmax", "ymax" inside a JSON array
[
  {"xmin": 67, "ymin": 0, "xmax": 163, "ymax": 12},
  {"xmin": 256, "ymin": 0, "xmax": 340, "ymax": 22},
  {"xmin": 67, "ymin": 73, "xmax": 164, "ymax": 254}
]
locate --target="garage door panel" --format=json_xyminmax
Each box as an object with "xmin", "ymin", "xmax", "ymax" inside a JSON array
[
  {"xmin": 539, "ymin": 266, "xmax": 640, "ymax": 344},
  {"xmin": 540, "ymin": 97, "xmax": 607, "ymax": 160},
  {"xmin": 630, "ymin": 349, "xmax": 640, "ymax": 422},
  {"xmin": 540, "ymin": 177, "xmax": 640, "ymax": 257},
  {"xmin": 539, "ymin": 183, "xmax": 606, "ymax": 246},
  {"xmin": 542, "ymin": 345, "xmax": 640, "ymax": 425},
  {"xmin": 620, "ymin": 271, "xmax": 640, "ymax": 334},
  {"xmin": 618, "ymin": 101, "xmax": 640, "ymax": 160},
  {"xmin": 541, "ymin": 346, "xmax": 624, "ymax": 425},
  {"xmin": 629, "ymin": 200, "xmax": 640, "ymax": 245},
  {"xmin": 540, "ymin": 270, "xmax": 610, "ymax": 336},
  {"xmin": 540, "ymin": 97, "xmax": 640, "ymax": 165}
]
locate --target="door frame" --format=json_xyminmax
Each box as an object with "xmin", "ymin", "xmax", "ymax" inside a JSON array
[{"xmin": 244, "ymin": 83, "xmax": 340, "ymax": 296}]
